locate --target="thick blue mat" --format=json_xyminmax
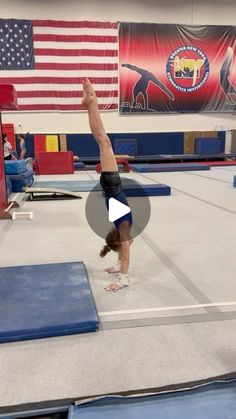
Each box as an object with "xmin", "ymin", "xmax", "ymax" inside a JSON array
[
  {"xmin": 33, "ymin": 180, "xmax": 98, "ymax": 191},
  {"xmin": 233, "ymin": 175, "xmax": 236, "ymax": 187},
  {"xmin": 33, "ymin": 180, "xmax": 171, "ymax": 196},
  {"xmin": 0, "ymin": 262, "xmax": 99, "ymax": 343},
  {"xmin": 68, "ymin": 379, "xmax": 236, "ymax": 419},
  {"xmin": 125, "ymin": 183, "xmax": 171, "ymax": 196},
  {"xmin": 131, "ymin": 163, "xmax": 211, "ymax": 172}
]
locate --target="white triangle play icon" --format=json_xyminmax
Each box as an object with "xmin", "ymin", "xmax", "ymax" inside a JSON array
[{"xmin": 108, "ymin": 198, "xmax": 131, "ymax": 222}]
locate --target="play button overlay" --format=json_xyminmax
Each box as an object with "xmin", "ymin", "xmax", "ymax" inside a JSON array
[
  {"xmin": 85, "ymin": 177, "xmax": 151, "ymax": 241},
  {"xmin": 108, "ymin": 198, "xmax": 131, "ymax": 222}
]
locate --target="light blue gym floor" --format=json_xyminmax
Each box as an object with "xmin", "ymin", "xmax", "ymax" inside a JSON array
[{"xmin": 0, "ymin": 167, "xmax": 236, "ymax": 415}]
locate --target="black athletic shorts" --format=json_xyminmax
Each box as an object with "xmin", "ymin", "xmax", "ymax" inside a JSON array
[
  {"xmin": 100, "ymin": 171, "xmax": 123, "ymax": 197},
  {"xmin": 4, "ymin": 154, "xmax": 13, "ymax": 160}
]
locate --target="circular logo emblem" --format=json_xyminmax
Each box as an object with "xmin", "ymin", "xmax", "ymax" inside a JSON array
[
  {"xmin": 166, "ymin": 45, "xmax": 209, "ymax": 93},
  {"xmin": 85, "ymin": 177, "xmax": 151, "ymax": 242}
]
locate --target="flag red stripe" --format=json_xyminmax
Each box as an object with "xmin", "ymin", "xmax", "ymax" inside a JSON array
[
  {"xmin": 17, "ymin": 90, "xmax": 118, "ymax": 98},
  {"xmin": 34, "ymin": 48, "xmax": 118, "ymax": 57},
  {"xmin": 33, "ymin": 20, "xmax": 117, "ymax": 29},
  {"xmin": 18, "ymin": 104, "xmax": 118, "ymax": 111},
  {"xmin": 34, "ymin": 34, "xmax": 117, "ymax": 43},
  {"xmin": 0, "ymin": 77, "xmax": 118, "ymax": 84},
  {"xmin": 35, "ymin": 63, "xmax": 118, "ymax": 71}
]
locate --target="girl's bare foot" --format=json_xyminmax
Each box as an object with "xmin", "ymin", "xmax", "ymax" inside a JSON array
[{"xmin": 82, "ymin": 78, "xmax": 97, "ymax": 108}]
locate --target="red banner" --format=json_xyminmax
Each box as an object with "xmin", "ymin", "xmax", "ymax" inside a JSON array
[{"xmin": 119, "ymin": 23, "xmax": 236, "ymax": 113}]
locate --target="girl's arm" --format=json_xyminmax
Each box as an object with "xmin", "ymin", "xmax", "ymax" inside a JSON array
[
  {"xmin": 104, "ymin": 224, "xmax": 131, "ymax": 292},
  {"xmin": 119, "ymin": 241, "xmax": 130, "ymax": 274},
  {"xmin": 119, "ymin": 221, "xmax": 132, "ymax": 274},
  {"xmin": 104, "ymin": 242, "xmax": 130, "ymax": 292}
]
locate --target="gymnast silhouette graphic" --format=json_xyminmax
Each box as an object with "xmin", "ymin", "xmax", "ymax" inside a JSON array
[
  {"xmin": 220, "ymin": 47, "xmax": 236, "ymax": 105},
  {"xmin": 121, "ymin": 63, "xmax": 174, "ymax": 111}
]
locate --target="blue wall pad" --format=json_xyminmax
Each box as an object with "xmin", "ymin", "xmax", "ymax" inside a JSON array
[
  {"xmin": 68, "ymin": 379, "xmax": 236, "ymax": 419},
  {"xmin": 131, "ymin": 163, "xmax": 211, "ymax": 172},
  {"xmin": 0, "ymin": 262, "xmax": 99, "ymax": 343},
  {"xmin": 195, "ymin": 138, "xmax": 224, "ymax": 155},
  {"xmin": 22, "ymin": 131, "xmax": 226, "ymax": 159},
  {"xmin": 114, "ymin": 139, "xmax": 138, "ymax": 156},
  {"xmin": 67, "ymin": 134, "xmax": 99, "ymax": 158},
  {"xmin": 67, "ymin": 132, "xmax": 184, "ymax": 158},
  {"xmin": 233, "ymin": 175, "xmax": 236, "ymax": 187}
]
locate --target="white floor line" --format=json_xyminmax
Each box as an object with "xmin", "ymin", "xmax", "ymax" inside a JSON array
[{"xmin": 99, "ymin": 301, "xmax": 236, "ymax": 316}]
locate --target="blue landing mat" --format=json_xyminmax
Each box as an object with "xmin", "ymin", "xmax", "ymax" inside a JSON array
[
  {"xmin": 124, "ymin": 183, "xmax": 170, "ymax": 196},
  {"xmin": 33, "ymin": 180, "xmax": 171, "ymax": 196},
  {"xmin": 0, "ymin": 262, "xmax": 99, "ymax": 343},
  {"xmin": 131, "ymin": 163, "xmax": 211, "ymax": 172},
  {"xmin": 33, "ymin": 180, "xmax": 98, "ymax": 191},
  {"xmin": 68, "ymin": 379, "xmax": 236, "ymax": 419},
  {"xmin": 233, "ymin": 175, "xmax": 236, "ymax": 187}
]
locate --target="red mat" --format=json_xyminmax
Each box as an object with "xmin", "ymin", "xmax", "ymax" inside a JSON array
[
  {"xmin": 199, "ymin": 160, "xmax": 236, "ymax": 166},
  {"xmin": 38, "ymin": 151, "xmax": 74, "ymax": 174}
]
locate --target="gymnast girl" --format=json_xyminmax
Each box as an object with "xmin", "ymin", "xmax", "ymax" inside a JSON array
[
  {"xmin": 17, "ymin": 134, "xmax": 27, "ymax": 160},
  {"xmin": 82, "ymin": 79, "xmax": 133, "ymax": 292}
]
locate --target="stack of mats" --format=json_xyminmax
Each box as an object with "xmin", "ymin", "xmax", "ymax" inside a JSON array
[
  {"xmin": 131, "ymin": 163, "xmax": 210, "ymax": 172},
  {"xmin": 0, "ymin": 261, "xmax": 99, "ymax": 343},
  {"xmin": 5, "ymin": 160, "xmax": 34, "ymax": 192}
]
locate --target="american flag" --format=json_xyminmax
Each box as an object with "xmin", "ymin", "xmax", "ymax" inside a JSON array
[{"xmin": 0, "ymin": 19, "xmax": 118, "ymax": 111}]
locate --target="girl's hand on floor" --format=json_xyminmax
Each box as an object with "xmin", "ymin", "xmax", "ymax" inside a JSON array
[{"xmin": 104, "ymin": 282, "xmax": 122, "ymax": 292}]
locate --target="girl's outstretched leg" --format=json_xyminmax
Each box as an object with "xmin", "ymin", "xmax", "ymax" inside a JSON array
[{"xmin": 82, "ymin": 79, "xmax": 118, "ymax": 172}]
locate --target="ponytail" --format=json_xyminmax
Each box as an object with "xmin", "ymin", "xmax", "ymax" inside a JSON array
[
  {"xmin": 100, "ymin": 244, "xmax": 111, "ymax": 258},
  {"xmin": 100, "ymin": 228, "xmax": 120, "ymax": 257}
]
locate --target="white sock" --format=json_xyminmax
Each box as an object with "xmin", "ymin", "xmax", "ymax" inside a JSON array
[{"xmin": 116, "ymin": 273, "xmax": 129, "ymax": 287}]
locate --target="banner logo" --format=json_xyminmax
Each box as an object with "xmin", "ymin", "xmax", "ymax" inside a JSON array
[{"xmin": 166, "ymin": 46, "xmax": 209, "ymax": 93}]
